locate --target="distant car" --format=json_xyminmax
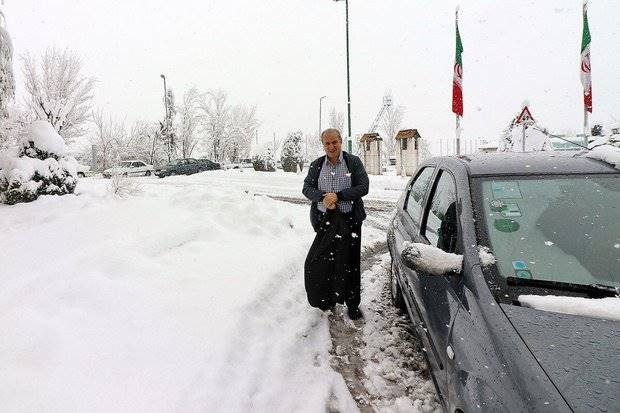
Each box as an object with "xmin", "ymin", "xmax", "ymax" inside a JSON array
[
  {"xmin": 103, "ymin": 160, "xmax": 154, "ymax": 178},
  {"xmin": 196, "ymin": 158, "xmax": 221, "ymax": 170},
  {"xmin": 223, "ymin": 158, "xmax": 253, "ymax": 170},
  {"xmin": 155, "ymin": 158, "xmax": 219, "ymax": 177},
  {"xmin": 387, "ymin": 152, "xmax": 620, "ymax": 412},
  {"xmin": 75, "ymin": 163, "xmax": 91, "ymax": 178}
]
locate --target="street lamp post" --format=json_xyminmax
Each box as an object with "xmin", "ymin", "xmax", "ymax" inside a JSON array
[
  {"xmin": 333, "ymin": 0, "xmax": 352, "ymax": 153},
  {"xmin": 318, "ymin": 95, "xmax": 327, "ymax": 138},
  {"xmin": 160, "ymin": 74, "xmax": 171, "ymax": 161}
]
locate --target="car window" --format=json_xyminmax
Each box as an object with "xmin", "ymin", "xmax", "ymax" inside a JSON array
[
  {"xmin": 424, "ymin": 170, "xmax": 458, "ymax": 254},
  {"xmin": 404, "ymin": 167, "xmax": 435, "ymax": 224},
  {"xmin": 475, "ymin": 174, "xmax": 620, "ymax": 288},
  {"xmin": 132, "ymin": 162, "xmax": 143, "ymax": 167}
]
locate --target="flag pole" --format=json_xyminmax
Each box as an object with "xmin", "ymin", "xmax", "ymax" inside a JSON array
[
  {"xmin": 455, "ymin": 6, "xmax": 461, "ymax": 156},
  {"xmin": 581, "ymin": 0, "xmax": 591, "ymax": 146},
  {"xmin": 583, "ymin": 0, "xmax": 589, "ymax": 145}
]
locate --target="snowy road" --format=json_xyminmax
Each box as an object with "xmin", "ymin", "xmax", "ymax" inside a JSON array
[{"xmin": 0, "ymin": 169, "xmax": 439, "ymax": 412}]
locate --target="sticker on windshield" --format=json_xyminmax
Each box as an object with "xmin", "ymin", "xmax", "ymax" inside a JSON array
[
  {"xmin": 491, "ymin": 181, "xmax": 523, "ymax": 199},
  {"xmin": 512, "ymin": 260, "xmax": 528, "ymax": 270},
  {"xmin": 515, "ymin": 270, "xmax": 533, "ymax": 279},
  {"xmin": 494, "ymin": 219, "xmax": 520, "ymax": 233},
  {"xmin": 489, "ymin": 199, "xmax": 506, "ymax": 212},
  {"xmin": 501, "ymin": 203, "xmax": 522, "ymax": 218}
]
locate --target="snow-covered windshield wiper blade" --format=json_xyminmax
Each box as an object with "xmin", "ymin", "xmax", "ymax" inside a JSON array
[{"xmin": 506, "ymin": 277, "xmax": 620, "ymax": 298}]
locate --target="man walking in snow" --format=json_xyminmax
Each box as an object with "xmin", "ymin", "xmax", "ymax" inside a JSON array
[{"xmin": 302, "ymin": 129, "xmax": 369, "ymax": 320}]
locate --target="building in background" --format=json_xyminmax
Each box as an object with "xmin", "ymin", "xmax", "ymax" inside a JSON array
[
  {"xmin": 359, "ymin": 133, "xmax": 382, "ymax": 175},
  {"xmin": 395, "ymin": 129, "xmax": 421, "ymax": 176}
]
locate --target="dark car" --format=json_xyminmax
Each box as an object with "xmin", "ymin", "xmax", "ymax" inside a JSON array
[
  {"xmin": 387, "ymin": 152, "xmax": 620, "ymax": 412},
  {"xmin": 155, "ymin": 158, "xmax": 220, "ymax": 177}
]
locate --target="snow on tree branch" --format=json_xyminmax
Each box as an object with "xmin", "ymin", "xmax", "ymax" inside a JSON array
[{"xmin": 20, "ymin": 47, "xmax": 96, "ymax": 144}]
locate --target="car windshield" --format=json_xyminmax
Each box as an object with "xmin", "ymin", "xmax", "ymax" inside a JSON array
[
  {"xmin": 169, "ymin": 160, "xmax": 182, "ymax": 165},
  {"xmin": 119, "ymin": 162, "xmax": 133, "ymax": 167},
  {"xmin": 473, "ymin": 174, "xmax": 620, "ymax": 290}
]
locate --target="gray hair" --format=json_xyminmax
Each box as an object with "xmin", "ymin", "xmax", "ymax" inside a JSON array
[{"xmin": 320, "ymin": 128, "xmax": 342, "ymax": 141}]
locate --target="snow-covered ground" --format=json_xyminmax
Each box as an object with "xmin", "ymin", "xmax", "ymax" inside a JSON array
[
  {"xmin": 0, "ymin": 170, "xmax": 436, "ymax": 412},
  {"xmin": 138, "ymin": 168, "xmax": 410, "ymax": 203}
]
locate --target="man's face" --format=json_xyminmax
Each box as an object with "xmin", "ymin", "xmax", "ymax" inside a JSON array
[{"xmin": 322, "ymin": 132, "xmax": 342, "ymax": 158}]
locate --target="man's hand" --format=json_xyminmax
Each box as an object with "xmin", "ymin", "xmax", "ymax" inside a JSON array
[{"xmin": 323, "ymin": 192, "xmax": 338, "ymax": 210}]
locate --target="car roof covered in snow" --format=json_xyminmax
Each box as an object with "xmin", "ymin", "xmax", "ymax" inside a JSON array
[{"xmin": 444, "ymin": 151, "xmax": 619, "ymax": 176}]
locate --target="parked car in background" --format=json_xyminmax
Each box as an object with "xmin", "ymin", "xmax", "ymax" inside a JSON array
[
  {"xmin": 155, "ymin": 158, "xmax": 220, "ymax": 177},
  {"xmin": 197, "ymin": 158, "xmax": 221, "ymax": 170},
  {"xmin": 75, "ymin": 163, "xmax": 91, "ymax": 178},
  {"xmin": 222, "ymin": 158, "xmax": 253, "ymax": 170},
  {"xmin": 103, "ymin": 160, "xmax": 154, "ymax": 178},
  {"xmin": 387, "ymin": 152, "xmax": 620, "ymax": 412}
]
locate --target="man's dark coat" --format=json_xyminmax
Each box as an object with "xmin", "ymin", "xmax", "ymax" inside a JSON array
[
  {"xmin": 304, "ymin": 210, "xmax": 356, "ymax": 309},
  {"xmin": 302, "ymin": 151, "xmax": 369, "ymax": 231},
  {"xmin": 302, "ymin": 151, "xmax": 369, "ymax": 309}
]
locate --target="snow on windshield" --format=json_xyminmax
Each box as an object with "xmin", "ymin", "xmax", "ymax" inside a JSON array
[
  {"xmin": 585, "ymin": 145, "xmax": 620, "ymax": 169},
  {"xmin": 519, "ymin": 295, "xmax": 620, "ymax": 321}
]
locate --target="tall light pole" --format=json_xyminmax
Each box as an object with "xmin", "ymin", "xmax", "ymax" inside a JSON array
[
  {"xmin": 318, "ymin": 95, "xmax": 327, "ymax": 138},
  {"xmin": 333, "ymin": 0, "xmax": 352, "ymax": 153},
  {"xmin": 160, "ymin": 74, "xmax": 171, "ymax": 161}
]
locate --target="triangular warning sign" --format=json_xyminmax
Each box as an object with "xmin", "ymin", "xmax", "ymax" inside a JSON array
[{"xmin": 515, "ymin": 106, "xmax": 535, "ymax": 124}]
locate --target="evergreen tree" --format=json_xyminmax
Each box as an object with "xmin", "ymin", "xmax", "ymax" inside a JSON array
[
  {"xmin": 280, "ymin": 130, "xmax": 304, "ymax": 172},
  {"xmin": 0, "ymin": 121, "xmax": 77, "ymax": 205}
]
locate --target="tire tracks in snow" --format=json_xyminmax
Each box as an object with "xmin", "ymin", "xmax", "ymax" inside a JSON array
[{"xmin": 327, "ymin": 242, "xmax": 441, "ymax": 412}]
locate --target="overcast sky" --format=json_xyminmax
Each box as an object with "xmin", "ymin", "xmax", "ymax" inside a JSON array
[{"xmin": 4, "ymin": 0, "xmax": 620, "ymax": 149}]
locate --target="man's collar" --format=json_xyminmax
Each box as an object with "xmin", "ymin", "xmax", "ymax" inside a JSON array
[{"xmin": 324, "ymin": 151, "xmax": 344, "ymax": 166}]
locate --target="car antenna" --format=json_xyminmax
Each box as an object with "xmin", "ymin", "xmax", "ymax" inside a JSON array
[{"xmin": 530, "ymin": 126, "xmax": 592, "ymax": 150}]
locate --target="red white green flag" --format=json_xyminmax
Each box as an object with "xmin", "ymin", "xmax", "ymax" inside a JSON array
[
  {"xmin": 452, "ymin": 11, "xmax": 464, "ymax": 117},
  {"xmin": 581, "ymin": 2, "xmax": 592, "ymax": 113}
]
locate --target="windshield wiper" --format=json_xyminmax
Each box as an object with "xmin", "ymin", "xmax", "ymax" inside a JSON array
[{"xmin": 507, "ymin": 277, "xmax": 620, "ymax": 298}]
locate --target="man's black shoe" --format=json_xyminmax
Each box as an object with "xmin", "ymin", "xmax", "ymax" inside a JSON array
[{"xmin": 348, "ymin": 306, "xmax": 363, "ymax": 320}]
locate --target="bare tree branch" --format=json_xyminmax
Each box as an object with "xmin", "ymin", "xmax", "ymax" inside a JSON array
[{"xmin": 20, "ymin": 47, "xmax": 95, "ymax": 143}]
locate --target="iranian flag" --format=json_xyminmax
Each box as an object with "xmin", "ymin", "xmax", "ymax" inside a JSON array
[
  {"xmin": 581, "ymin": 2, "xmax": 592, "ymax": 113},
  {"xmin": 452, "ymin": 12, "xmax": 464, "ymax": 117}
]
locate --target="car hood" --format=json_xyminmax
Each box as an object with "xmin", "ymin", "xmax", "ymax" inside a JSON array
[{"xmin": 502, "ymin": 304, "xmax": 620, "ymax": 412}]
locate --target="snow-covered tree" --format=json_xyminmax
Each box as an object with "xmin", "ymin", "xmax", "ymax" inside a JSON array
[
  {"xmin": 89, "ymin": 109, "xmax": 126, "ymax": 171},
  {"xmin": 176, "ymin": 87, "xmax": 200, "ymax": 159},
  {"xmin": 252, "ymin": 142, "xmax": 276, "ymax": 172},
  {"xmin": 20, "ymin": 47, "xmax": 95, "ymax": 144},
  {"xmin": 162, "ymin": 88, "xmax": 177, "ymax": 160},
  {"xmin": 0, "ymin": 120, "xmax": 77, "ymax": 205},
  {"xmin": 328, "ymin": 107, "xmax": 344, "ymax": 134},
  {"xmin": 280, "ymin": 130, "xmax": 304, "ymax": 172},
  {"xmin": 0, "ymin": 10, "xmax": 15, "ymax": 119},
  {"xmin": 223, "ymin": 104, "xmax": 259, "ymax": 162},
  {"xmin": 198, "ymin": 89, "xmax": 230, "ymax": 162},
  {"xmin": 380, "ymin": 104, "xmax": 405, "ymax": 159},
  {"xmin": 305, "ymin": 132, "xmax": 323, "ymax": 162}
]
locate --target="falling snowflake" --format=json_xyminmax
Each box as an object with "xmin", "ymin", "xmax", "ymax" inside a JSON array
[{"xmin": 544, "ymin": 241, "xmax": 554, "ymax": 246}]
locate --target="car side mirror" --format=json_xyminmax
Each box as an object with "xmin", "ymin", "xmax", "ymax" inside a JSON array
[{"xmin": 400, "ymin": 241, "xmax": 463, "ymax": 276}]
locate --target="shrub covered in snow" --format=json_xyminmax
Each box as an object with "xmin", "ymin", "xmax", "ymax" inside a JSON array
[
  {"xmin": 280, "ymin": 130, "xmax": 304, "ymax": 172},
  {"xmin": 0, "ymin": 120, "xmax": 77, "ymax": 205},
  {"xmin": 252, "ymin": 145, "xmax": 276, "ymax": 172},
  {"xmin": 108, "ymin": 174, "xmax": 142, "ymax": 198}
]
